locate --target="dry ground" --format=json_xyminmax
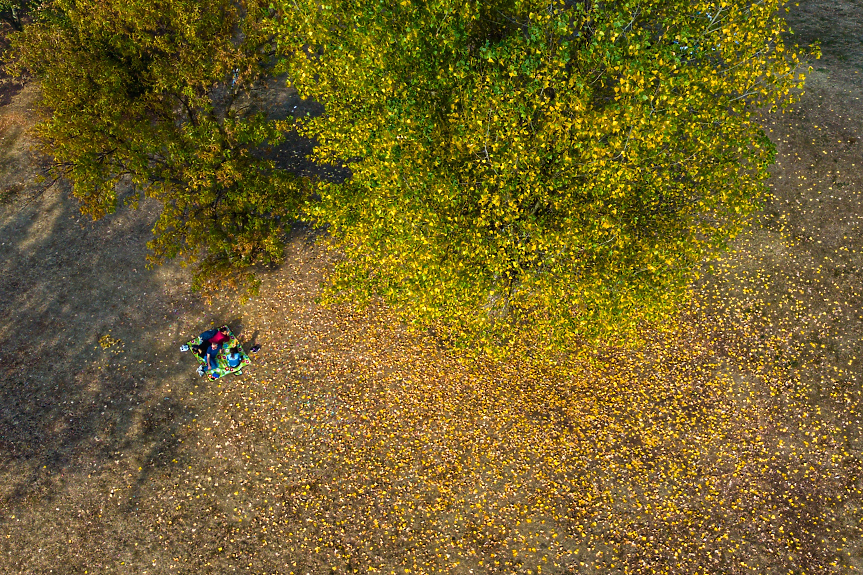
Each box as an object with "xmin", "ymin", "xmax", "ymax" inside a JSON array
[{"xmin": 0, "ymin": 2, "xmax": 861, "ymax": 574}]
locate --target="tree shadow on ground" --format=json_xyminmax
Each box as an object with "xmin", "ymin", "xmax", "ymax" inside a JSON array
[
  {"xmin": 0, "ymin": 79, "xmax": 22, "ymax": 107},
  {"xmin": 0, "ymin": 183, "xmax": 192, "ymax": 510},
  {"xmin": 0, "ymin": 75, "xmax": 352, "ymax": 519},
  {"xmin": 260, "ymin": 78, "xmax": 352, "ymax": 183}
]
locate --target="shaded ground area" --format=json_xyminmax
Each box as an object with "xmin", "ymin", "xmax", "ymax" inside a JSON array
[
  {"xmin": 0, "ymin": 2, "xmax": 861, "ymax": 573},
  {"xmin": 257, "ymin": 78, "xmax": 351, "ymax": 183},
  {"xmin": 786, "ymin": 0, "xmax": 863, "ymax": 75}
]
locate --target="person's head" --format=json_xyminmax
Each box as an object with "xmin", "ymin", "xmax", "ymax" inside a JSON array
[
  {"xmin": 210, "ymin": 341, "xmax": 218, "ymax": 349},
  {"xmin": 219, "ymin": 326, "xmax": 229, "ymax": 335},
  {"xmin": 230, "ymin": 347, "xmax": 239, "ymax": 355}
]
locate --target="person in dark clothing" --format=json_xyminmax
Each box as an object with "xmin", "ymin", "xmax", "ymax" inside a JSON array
[
  {"xmin": 204, "ymin": 341, "xmax": 221, "ymax": 373},
  {"xmin": 189, "ymin": 326, "xmax": 230, "ymax": 358}
]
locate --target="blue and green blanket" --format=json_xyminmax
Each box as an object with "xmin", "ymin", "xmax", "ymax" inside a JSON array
[{"xmin": 187, "ymin": 325, "xmax": 250, "ymax": 380}]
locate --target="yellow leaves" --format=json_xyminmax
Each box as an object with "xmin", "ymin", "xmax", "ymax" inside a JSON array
[{"xmin": 98, "ymin": 333, "xmax": 123, "ymax": 350}]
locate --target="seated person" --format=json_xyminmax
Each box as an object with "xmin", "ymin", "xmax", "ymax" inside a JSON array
[
  {"xmin": 204, "ymin": 341, "xmax": 221, "ymax": 373},
  {"xmin": 209, "ymin": 326, "xmax": 231, "ymax": 345},
  {"xmin": 192, "ymin": 326, "xmax": 231, "ymax": 358},
  {"xmin": 226, "ymin": 346, "xmax": 242, "ymax": 369}
]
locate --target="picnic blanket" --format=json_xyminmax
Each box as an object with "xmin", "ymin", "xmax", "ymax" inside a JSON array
[{"xmin": 187, "ymin": 325, "xmax": 250, "ymax": 380}]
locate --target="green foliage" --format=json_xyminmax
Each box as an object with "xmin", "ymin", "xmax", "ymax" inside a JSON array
[
  {"xmin": 272, "ymin": 0, "xmax": 810, "ymax": 353},
  {"xmin": 0, "ymin": 0, "xmax": 38, "ymax": 31},
  {"xmin": 6, "ymin": 0, "xmax": 811, "ymax": 353},
  {"xmin": 7, "ymin": 0, "xmax": 308, "ymax": 293}
]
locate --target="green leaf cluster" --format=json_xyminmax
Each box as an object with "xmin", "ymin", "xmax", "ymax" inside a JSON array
[
  {"xmin": 7, "ymin": 0, "xmax": 308, "ymax": 294},
  {"xmin": 273, "ymin": 0, "xmax": 809, "ymax": 353}
]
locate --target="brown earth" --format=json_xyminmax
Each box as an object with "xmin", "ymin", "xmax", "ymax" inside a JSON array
[{"xmin": 0, "ymin": 2, "xmax": 861, "ymax": 574}]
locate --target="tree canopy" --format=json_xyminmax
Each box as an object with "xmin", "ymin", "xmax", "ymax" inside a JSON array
[
  {"xmin": 7, "ymin": 0, "xmax": 307, "ymax": 293},
  {"xmin": 7, "ymin": 0, "xmax": 809, "ymax": 352},
  {"xmin": 273, "ymin": 0, "xmax": 807, "ymax": 352}
]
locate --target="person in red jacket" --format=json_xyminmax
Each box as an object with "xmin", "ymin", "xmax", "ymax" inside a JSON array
[
  {"xmin": 208, "ymin": 326, "xmax": 231, "ymax": 346},
  {"xmin": 185, "ymin": 326, "xmax": 231, "ymax": 358}
]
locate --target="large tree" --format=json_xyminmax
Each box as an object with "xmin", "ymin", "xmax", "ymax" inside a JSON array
[
  {"xmin": 272, "ymin": 0, "xmax": 807, "ymax": 352},
  {"xmin": 8, "ymin": 0, "xmax": 307, "ymax": 293},
  {"xmin": 8, "ymin": 0, "xmax": 809, "ymax": 353}
]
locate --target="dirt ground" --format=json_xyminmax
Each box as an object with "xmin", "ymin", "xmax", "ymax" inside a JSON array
[{"xmin": 0, "ymin": 2, "xmax": 861, "ymax": 574}]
